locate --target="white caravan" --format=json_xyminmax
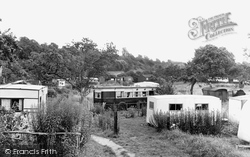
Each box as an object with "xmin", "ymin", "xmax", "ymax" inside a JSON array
[
  {"xmin": 228, "ymin": 95, "xmax": 250, "ymax": 123},
  {"xmin": 238, "ymin": 99, "xmax": 250, "ymax": 142},
  {"xmin": 146, "ymin": 95, "xmax": 221, "ymax": 124},
  {"xmin": 0, "ymin": 84, "xmax": 48, "ymax": 113}
]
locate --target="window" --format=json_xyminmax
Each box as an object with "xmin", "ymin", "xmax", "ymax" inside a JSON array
[
  {"xmin": 95, "ymin": 92, "xmax": 101, "ymax": 99},
  {"xmin": 149, "ymin": 101, "xmax": 154, "ymax": 109},
  {"xmin": 135, "ymin": 92, "xmax": 138, "ymax": 97},
  {"xmin": 142, "ymin": 91, "xmax": 147, "ymax": 97},
  {"xmin": 116, "ymin": 91, "xmax": 124, "ymax": 98},
  {"xmin": 10, "ymin": 99, "xmax": 23, "ymax": 112},
  {"xmin": 195, "ymin": 103, "xmax": 208, "ymax": 110},
  {"xmin": 125, "ymin": 92, "xmax": 132, "ymax": 98},
  {"xmin": 169, "ymin": 104, "xmax": 182, "ymax": 111}
]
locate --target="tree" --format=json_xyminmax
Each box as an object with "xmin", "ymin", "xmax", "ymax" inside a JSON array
[
  {"xmin": 155, "ymin": 77, "xmax": 175, "ymax": 95},
  {"xmin": 30, "ymin": 38, "xmax": 119, "ymax": 101},
  {"xmin": 182, "ymin": 45, "xmax": 235, "ymax": 94},
  {"xmin": 0, "ymin": 30, "xmax": 28, "ymax": 83}
]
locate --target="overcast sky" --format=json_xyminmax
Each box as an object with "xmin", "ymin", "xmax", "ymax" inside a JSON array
[{"xmin": 0, "ymin": 0, "xmax": 250, "ymax": 63}]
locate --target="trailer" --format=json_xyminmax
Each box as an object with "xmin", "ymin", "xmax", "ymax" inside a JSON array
[
  {"xmin": 0, "ymin": 84, "xmax": 48, "ymax": 113},
  {"xmin": 146, "ymin": 95, "xmax": 221, "ymax": 124},
  {"xmin": 93, "ymin": 85, "xmax": 157, "ymax": 109},
  {"xmin": 238, "ymin": 99, "xmax": 250, "ymax": 142},
  {"xmin": 228, "ymin": 95, "xmax": 250, "ymax": 123}
]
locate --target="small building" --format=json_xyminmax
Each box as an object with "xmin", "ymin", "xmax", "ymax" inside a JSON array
[
  {"xmin": 106, "ymin": 71, "xmax": 125, "ymax": 81},
  {"xmin": 238, "ymin": 99, "xmax": 250, "ymax": 142},
  {"xmin": 117, "ymin": 76, "xmax": 133, "ymax": 83},
  {"xmin": 229, "ymin": 95, "xmax": 250, "ymax": 123},
  {"xmin": 146, "ymin": 95, "xmax": 221, "ymax": 124},
  {"xmin": 137, "ymin": 74, "xmax": 154, "ymax": 82},
  {"xmin": 0, "ymin": 84, "xmax": 48, "ymax": 113}
]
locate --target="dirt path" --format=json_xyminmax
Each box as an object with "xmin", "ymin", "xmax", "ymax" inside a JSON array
[{"xmin": 91, "ymin": 135, "xmax": 135, "ymax": 157}]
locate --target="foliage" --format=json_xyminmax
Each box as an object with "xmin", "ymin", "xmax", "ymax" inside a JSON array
[
  {"xmin": 163, "ymin": 129, "xmax": 243, "ymax": 157},
  {"xmin": 125, "ymin": 107, "xmax": 137, "ymax": 118},
  {"xmin": 91, "ymin": 103, "xmax": 105, "ymax": 115},
  {"xmin": 151, "ymin": 110, "xmax": 223, "ymax": 135},
  {"xmin": 0, "ymin": 109, "xmax": 32, "ymax": 155},
  {"xmin": 96, "ymin": 110, "xmax": 116, "ymax": 132},
  {"xmin": 0, "ymin": 30, "xmax": 28, "ymax": 83},
  {"xmin": 31, "ymin": 95, "xmax": 92, "ymax": 155},
  {"xmin": 181, "ymin": 45, "xmax": 236, "ymax": 94},
  {"xmin": 156, "ymin": 81, "xmax": 175, "ymax": 95},
  {"xmin": 47, "ymin": 88, "xmax": 57, "ymax": 98}
]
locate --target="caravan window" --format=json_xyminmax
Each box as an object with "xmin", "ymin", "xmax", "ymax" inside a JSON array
[
  {"xmin": 195, "ymin": 104, "xmax": 208, "ymax": 110},
  {"xmin": 116, "ymin": 91, "xmax": 124, "ymax": 98},
  {"xmin": 169, "ymin": 104, "xmax": 182, "ymax": 111},
  {"xmin": 95, "ymin": 92, "xmax": 101, "ymax": 99},
  {"xmin": 149, "ymin": 101, "xmax": 154, "ymax": 109}
]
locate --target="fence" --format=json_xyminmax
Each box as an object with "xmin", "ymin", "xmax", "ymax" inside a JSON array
[{"xmin": 3, "ymin": 131, "xmax": 81, "ymax": 148}]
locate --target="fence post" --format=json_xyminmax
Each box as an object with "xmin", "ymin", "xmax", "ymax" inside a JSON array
[{"xmin": 114, "ymin": 102, "xmax": 118, "ymax": 135}]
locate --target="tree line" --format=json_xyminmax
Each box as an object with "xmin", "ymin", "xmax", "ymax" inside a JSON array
[{"xmin": 1, "ymin": 28, "xmax": 250, "ymax": 96}]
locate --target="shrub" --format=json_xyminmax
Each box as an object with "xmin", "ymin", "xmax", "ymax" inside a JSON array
[
  {"xmin": 48, "ymin": 88, "xmax": 57, "ymax": 98},
  {"xmin": 31, "ymin": 95, "xmax": 92, "ymax": 155},
  {"xmin": 125, "ymin": 107, "xmax": 137, "ymax": 118},
  {"xmin": 94, "ymin": 109, "xmax": 120, "ymax": 134},
  {"xmin": 91, "ymin": 103, "xmax": 105, "ymax": 115},
  {"xmin": 151, "ymin": 110, "xmax": 223, "ymax": 135},
  {"xmin": 156, "ymin": 82, "xmax": 175, "ymax": 95},
  {"xmin": 0, "ymin": 109, "xmax": 33, "ymax": 154},
  {"xmin": 163, "ymin": 129, "xmax": 243, "ymax": 157}
]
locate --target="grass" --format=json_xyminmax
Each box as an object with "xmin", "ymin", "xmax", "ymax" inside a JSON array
[
  {"xmin": 80, "ymin": 138, "xmax": 116, "ymax": 157},
  {"xmin": 92, "ymin": 114, "xmax": 250, "ymax": 157},
  {"xmin": 162, "ymin": 129, "xmax": 250, "ymax": 157}
]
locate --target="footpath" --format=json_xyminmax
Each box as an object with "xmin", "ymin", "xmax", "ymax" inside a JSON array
[{"xmin": 91, "ymin": 135, "xmax": 135, "ymax": 157}]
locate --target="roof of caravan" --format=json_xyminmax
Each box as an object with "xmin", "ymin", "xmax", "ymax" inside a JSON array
[
  {"xmin": 0, "ymin": 84, "xmax": 47, "ymax": 90},
  {"xmin": 134, "ymin": 81, "xmax": 159, "ymax": 87},
  {"xmin": 94, "ymin": 85, "xmax": 157, "ymax": 89},
  {"xmin": 148, "ymin": 95, "xmax": 220, "ymax": 100},
  {"xmin": 229, "ymin": 95, "xmax": 250, "ymax": 101}
]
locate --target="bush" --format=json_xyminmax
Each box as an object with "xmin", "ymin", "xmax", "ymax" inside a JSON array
[
  {"xmin": 163, "ymin": 129, "xmax": 243, "ymax": 157},
  {"xmin": 125, "ymin": 107, "xmax": 137, "ymax": 118},
  {"xmin": 0, "ymin": 109, "xmax": 33, "ymax": 154},
  {"xmin": 48, "ymin": 88, "xmax": 57, "ymax": 98},
  {"xmin": 151, "ymin": 110, "xmax": 223, "ymax": 135},
  {"xmin": 91, "ymin": 103, "xmax": 105, "ymax": 115},
  {"xmin": 31, "ymin": 95, "xmax": 92, "ymax": 155},
  {"xmin": 156, "ymin": 82, "xmax": 175, "ymax": 95}
]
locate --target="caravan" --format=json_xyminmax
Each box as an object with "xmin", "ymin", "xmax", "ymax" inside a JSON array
[
  {"xmin": 0, "ymin": 84, "xmax": 48, "ymax": 113},
  {"xmin": 146, "ymin": 95, "xmax": 221, "ymax": 124}
]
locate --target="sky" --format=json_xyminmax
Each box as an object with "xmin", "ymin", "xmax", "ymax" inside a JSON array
[{"xmin": 0, "ymin": 0, "xmax": 250, "ymax": 63}]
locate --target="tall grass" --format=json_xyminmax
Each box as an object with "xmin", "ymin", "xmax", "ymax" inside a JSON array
[
  {"xmin": 163, "ymin": 129, "xmax": 244, "ymax": 157},
  {"xmin": 151, "ymin": 110, "xmax": 223, "ymax": 135},
  {"xmin": 31, "ymin": 94, "xmax": 92, "ymax": 155}
]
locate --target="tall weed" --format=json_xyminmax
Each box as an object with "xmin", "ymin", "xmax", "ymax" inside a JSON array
[
  {"xmin": 151, "ymin": 110, "xmax": 223, "ymax": 135},
  {"xmin": 31, "ymin": 95, "xmax": 92, "ymax": 155}
]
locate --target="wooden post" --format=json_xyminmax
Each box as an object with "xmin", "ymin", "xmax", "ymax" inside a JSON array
[{"xmin": 114, "ymin": 102, "xmax": 118, "ymax": 135}]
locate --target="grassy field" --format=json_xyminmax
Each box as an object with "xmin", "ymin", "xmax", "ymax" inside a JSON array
[{"xmin": 92, "ymin": 114, "xmax": 250, "ymax": 157}]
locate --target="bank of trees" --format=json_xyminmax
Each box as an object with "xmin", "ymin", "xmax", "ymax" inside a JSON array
[{"xmin": 1, "ymin": 27, "xmax": 250, "ymax": 96}]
